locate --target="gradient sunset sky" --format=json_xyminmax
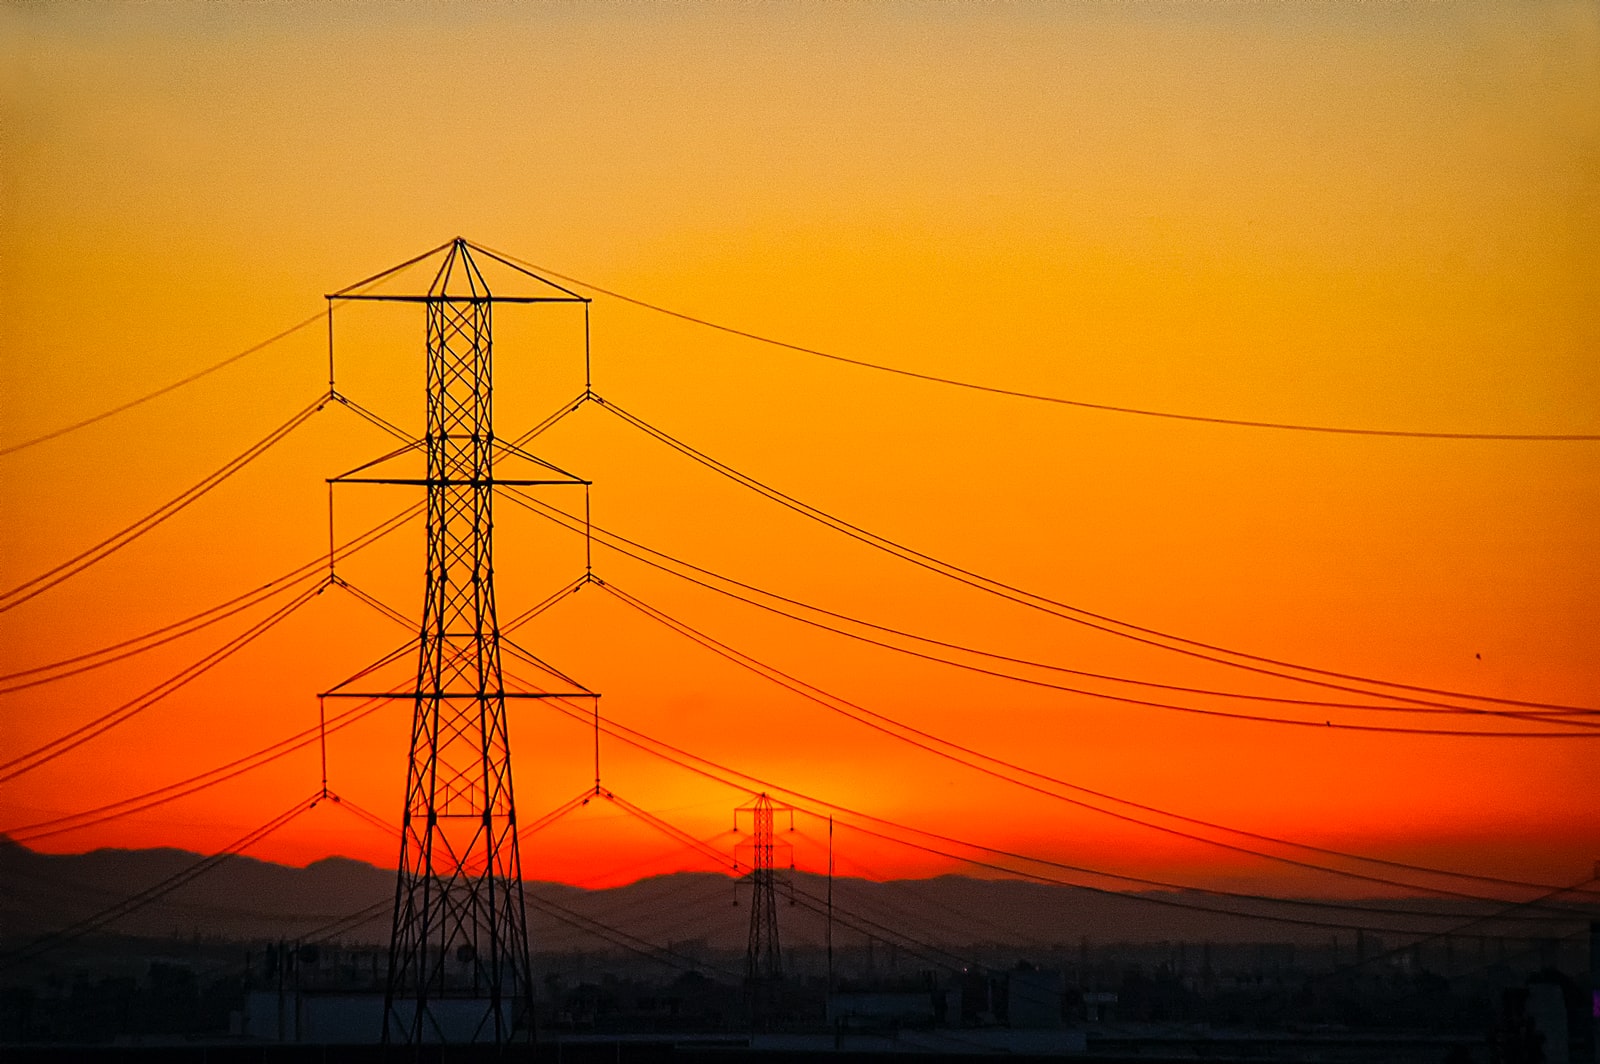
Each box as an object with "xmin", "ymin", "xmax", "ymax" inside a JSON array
[{"xmin": 1, "ymin": 2, "xmax": 1596, "ymax": 899}]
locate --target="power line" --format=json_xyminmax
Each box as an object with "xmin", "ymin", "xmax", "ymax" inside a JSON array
[
  {"xmin": 2, "ymin": 862, "xmax": 360, "ymax": 927},
  {"xmin": 331, "ymin": 391, "xmax": 417, "ymax": 445},
  {"xmin": 0, "ymin": 247, "xmax": 441, "ymax": 459},
  {"xmin": 298, "ymin": 897, "xmax": 393, "ymax": 946},
  {"xmin": 500, "ymin": 487, "xmax": 1595, "ymax": 732},
  {"xmin": 334, "ymin": 573, "xmax": 596, "ymax": 696},
  {"xmin": 785, "ymin": 813, "xmax": 1579, "ymax": 929},
  {"xmin": 0, "ymin": 580, "xmax": 328, "ymax": 782},
  {"xmin": 3, "ymin": 697, "xmax": 388, "ymax": 844},
  {"xmin": 7, "ymin": 504, "xmax": 1564, "ymax": 933},
  {"xmin": 495, "ymin": 487, "xmax": 1594, "ymax": 739},
  {"xmin": 0, "ymin": 504, "xmax": 424, "ymax": 839},
  {"xmin": 596, "ymin": 787, "xmax": 1558, "ymax": 930},
  {"xmin": 567, "ymin": 869, "xmax": 733, "ymax": 928},
  {"xmin": 0, "ymin": 318, "xmax": 324, "ymax": 458},
  {"xmin": 614, "ymin": 555, "xmax": 1594, "ymax": 737},
  {"xmin": 470, "ymin": 243, "xmax": 1600, "ymax": 443},
  {"xmin": 606, "ymin": 791, "xmax": 741, "ymax": 876},
  {"xmin": 501, "ymin": 575, "xmax": 591, "ymax": 635},
  {"xmin": 1248, "ymin": 873, "xmax": 1600, "ymax": 1028},
  {"xmin": 600, "ymin": 530, "xmax": 1559, "ymax": 717},
  {"xmin": 580, "ymin": 583, "xmax": 1595, "ymax": 908},
  {"xmin": 292, "ymin": 788, "xmax": 662, "ymax": 947},
  {"xmin": 787, "ymin": 884, "xmax": 972, "ymax": 976},
  {"xmin": 490, "ymin": 495, "xmax": 1596, "ymax": 895},
  {"xmin": 819, "ymin": 815, "xmax": 1595, "ymax": 939},
  {"xmin": 324, "ymin": 237, "xmax": 459, "ymax": 298},
  {"xmin": 594, "ymin": 397, "xmax": 1598, "ymax": 715},
  {"xmin": 506, "ymin": 390, "xmax": 594, "ymax": 451},
  {"xmin": 786, "ymin": 874, "xmax": 1083, "ymax": 1022},
  {"xmin": 0, "ymin": 497, "xmax": 419, "ymax": 693},
  {"xmin": 0, "ymin": 393, "xmax": 327, "ymax": 614},
  {"xmin": 503, "ymin": 498, "xmax": 1378, "ymax": 714},
  {"xmin": 516, "ymin": 787, "xmax": 605, "ymax": 847},
  {"xmin": 495, "ymin": 491, "xmax": 1597, "ymax": 892},
  {"xmin": 0, "ymin": 572, "xmax": 320, "ymax": 695},
  {"xmin": 526, "ymin": 894, "xmax": 738, "ymax": 979},
  {"xmin": 802, "ymin": 835, "xmax": 1024, "ymax": 946},
  {"xmin": 525, "ymin": 669, "xmax": 1593, "ymax": 915},
  {"xmin": 325, "ymin": 793, "xmax": 403, "ymax": 841},
  {"xmin": 1294, "ymin": 872, "xmax": 1599, "ymax": 989},
  {"xmin": 530, "ymin": 694, "xmax": 1597, "ymax": 937}
]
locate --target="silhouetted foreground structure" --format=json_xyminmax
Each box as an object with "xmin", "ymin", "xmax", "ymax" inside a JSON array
[{"xmin": 322, "ymin": 240, "xmax": 593, "ymax": 1044}]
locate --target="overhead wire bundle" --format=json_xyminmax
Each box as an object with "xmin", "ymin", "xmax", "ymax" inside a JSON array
[
  {"xmin": 494, "ymin": 479, "xmax": 1599, "ymax": 739},
  {"xmin": 0, "ymin": 581, "xmax": 328, "ymax": 784},
  {"xmin": 586, "ymin": 397, "xmax": 1598, "ymax": 725},
  {"xmin": 522, "ymin": 685, "xmax": 1597, "ymax": 941},
  {"xmin": 0, "ymin": 394, "xmax": 329, "ymax": 615}
]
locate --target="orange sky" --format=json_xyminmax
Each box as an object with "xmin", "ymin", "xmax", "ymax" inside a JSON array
[{"xmin": 1, "ymin": 2, "xmax": 1596, "ymax": 901}]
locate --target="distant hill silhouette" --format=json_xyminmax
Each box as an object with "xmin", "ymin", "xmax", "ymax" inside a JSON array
[{"xmin": 0, "ymin": 836, "xmax": 1532, "ymax": 958}]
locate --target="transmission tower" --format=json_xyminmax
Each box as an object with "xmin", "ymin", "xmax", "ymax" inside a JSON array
[
  {"xmin": 736, "ymin": 793, "xmax": 793, "ymax": 1026},
  {"xmin": 322, "ymin": 239, "xmax": 592, "ymax": 1044}
]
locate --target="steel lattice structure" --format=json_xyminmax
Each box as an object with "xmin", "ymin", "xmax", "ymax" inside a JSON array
[
  {"xmin": 736, "ymin": 793, "xmax": 792, "ymax": 1026},
  {"xmin": 322, "ymin": 239, "xmax": 591, "ymax": 1044}
]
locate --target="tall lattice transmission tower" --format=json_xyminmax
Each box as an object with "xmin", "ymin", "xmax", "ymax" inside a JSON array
[
  {"xmin": 322, "ymin": 239, "xmax": 592, "ymax": 1044},
  {"xmin": 736, "ymin": 793, "xmax": 793, "ymax": 1026}
]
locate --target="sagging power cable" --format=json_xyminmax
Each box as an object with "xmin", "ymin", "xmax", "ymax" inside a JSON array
[
  {"xmin": 0, "ymin": 394, "xmax": 327, "ymax": 614},
  {"xmin": 3, "ymin": 697, "xmax": 388, "ymax": 844},
  {"xmin": 530, "ymin": 693, "xmax": 1598, "ymax": 934},
  {"xmin": 493, "ymin": 489, "xmax": 1595, "ymax": 894},
  {"xmin": 0, "ymin": 580, "xmax": 327, "ymax": 782},
  {"xmin": 595, "ymin": 397, "xmax": 1597, "ymax": 716},
  {"xmin": 580, "ymin": 583, "xmax": 1596, "ymax": 908},
  {"xmin": 496, "ymin": 485, "xmax": 1595, "ymax": 738},
  {"xmin": 469, "ymin": 241, "xmax": 1600, "ymax": 443},
  {"xmin": 0, "ymin": 502, "xmax": 421, "ymax": 691},
  {"xmin": 0, "ymin": 245, "xmax": 437, "ymax": 458}
]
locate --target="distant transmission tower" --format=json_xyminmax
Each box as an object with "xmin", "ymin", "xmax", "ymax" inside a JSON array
[
  {"xmin": 736, "ymin": 793, "xmax": 793, "ymax": 1026},
  {"xmin": 322, "ymin": 239, "xmax": 592, "ymax": 1044}
]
